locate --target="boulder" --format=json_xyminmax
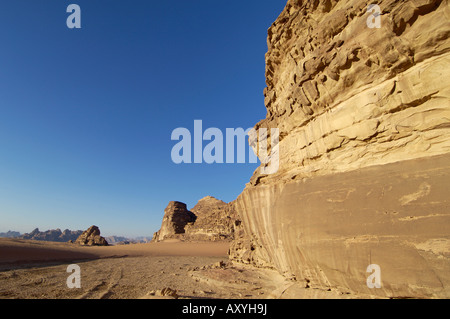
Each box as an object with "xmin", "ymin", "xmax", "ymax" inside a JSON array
[{"xmin": 75, "ymin": 225, "xmax": 109, "ymax": 246}]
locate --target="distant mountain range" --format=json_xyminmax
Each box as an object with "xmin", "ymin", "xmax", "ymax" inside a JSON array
[
  {"xmin": 104, "ymin": 235, "xmax": 152, "ymax": 245},
  {"xmin": 0, "ymin": 230, "xmax": 21, "ymax": 238},
  {"xmin": 0, "ymin": 229, "xmax": 152, "ymax": 245},
  {"xmin": 19, "ymin": 228, "xmax": 83, "ymax": 242}
]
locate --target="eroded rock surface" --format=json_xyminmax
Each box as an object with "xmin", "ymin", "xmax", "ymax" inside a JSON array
[
  {"xmin": 75, "ymin": 226, "xmax": 109, "ymax": 246},
  {"xmin": 185, "ymin": 196, "xmax": 237, "ymax": 241},
  {"xmin": 152, "ymin": 201, "xmax": 197, "ymax": 242},
  {"xmin": 230, "ymin": 0, "xmax": 450, "ymax": 298},
  {"xmin": 152, "ymin": 197, "xmax": 237, "ymax": 242}
]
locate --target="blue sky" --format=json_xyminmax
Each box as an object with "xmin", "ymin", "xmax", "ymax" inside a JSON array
[{"xmin": 0, "ymin": 0, "xmax": 287, "ymax": 237}]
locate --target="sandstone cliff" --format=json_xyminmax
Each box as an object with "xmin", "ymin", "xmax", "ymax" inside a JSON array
[
  {"xmin": 230, "ymin": 0, "xmax": 450, "ymax": 298},
  {"xmin": 185, "ymin": 196, "xmax": 237, "ymax": 241},
  {"xmin": 152, "ymin": 197, "xmax": 237, "ymax": 242},
  {"xmin": 152, "ymin": 201, "xmax": 197, "ymax": 242}
]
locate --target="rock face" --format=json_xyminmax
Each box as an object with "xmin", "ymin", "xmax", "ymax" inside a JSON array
[
  {"xmin": 75, "ymin": 226, "xmax": 109, "ymax": 246},
  {"xmin": 152, "ymin": 197, "xmax": 237, "ymax": 242},
  {"xmin": 152, "ymin": 201, "xmax": 197, "ymax": 242},
  {"xmin": 230, "ymin": 0, "xmax": 450, "ymax": 298},
  {"xmin": 185, "ymin": 196, "xmax": 237, "ymax": 241},
  {"xmin": 19, "ymin": 228, "xmax": 83, "ymax": 242}
]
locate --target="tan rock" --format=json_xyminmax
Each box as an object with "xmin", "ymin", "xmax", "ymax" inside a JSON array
[
  {"xmin": 151, "ymin": 201, "xmax": 196, "ymax": 242},
  {"xmin": 184, "ymin": 196, "xmax": 237, "ymax": 241},
  {"xmin": 229, "ymin": 0, "xmax": 450, "ymax": 299},
  {"xmin": 142, "ymin": 288, "xmax": 179, "ymax": 299},
  {"xmin": 152, "ymin": 197, "xmax": 237, "ymax": 242},
  {"xmin": 74, "ymin": 226, "xmax": 108, "ymax": 246},
  {"xmin": 157, "ymin": 287, "xmax": 179, "ymax": 298}
]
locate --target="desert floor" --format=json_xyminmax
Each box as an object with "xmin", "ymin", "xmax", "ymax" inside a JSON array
[{"xmin": 0, "ymin": 238, "xmax": 307, "ymax": 299}]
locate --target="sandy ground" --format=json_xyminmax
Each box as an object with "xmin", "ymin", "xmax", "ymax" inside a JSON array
[{"xmin": 0, "ymin": 238, "xmax": 303, "ymax": 299}]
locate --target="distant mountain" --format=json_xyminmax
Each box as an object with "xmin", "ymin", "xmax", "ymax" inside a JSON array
[
  {"xmin": 104, "ymin": 235, "xmax": 129, "ymax": 245},
  {"xmin": 105, "ymin": 235, "xmax": 152, "ymax": 245},
  {"xmin": 8, "ymin": 227, "xmax": 151, "ymax": 245},
  {"xmin": 0, "ymin": 231, "xmax": 21, "ymax": 238},
  {"xmin": 19, "ymin": 228, "xmax": 83, "ymax": 242},
  {"xmin": 134, "ymin": 236, "xmax": 152, "ymax": 243}
]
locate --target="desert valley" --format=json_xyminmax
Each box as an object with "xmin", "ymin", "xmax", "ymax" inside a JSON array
[{"xmin": 1, "ymin": 0, "xmax": 450, "ymax": 300}]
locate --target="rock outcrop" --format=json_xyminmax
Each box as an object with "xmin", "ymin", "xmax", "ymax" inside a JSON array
[
  {"xmin": 185, "ymin": 196, "xmax": 237, "ymax": 241},
  {"xmin": 19, "ymin": 228, "xmax": 83, "ymax": 243},
  {"xmin": 152, "ymin": 197, "xmax": 237, "ymax": 242},
  {"xmin": 75, "ymin": 226, "xmax": 109, "ymax": 246},
  {"xmin": 230, "ymin": 0, "xmax": 450, "ymax": 298},
  {"xmin": 152, "ymin": 201, "xmax": 197, "ymax": 242}
]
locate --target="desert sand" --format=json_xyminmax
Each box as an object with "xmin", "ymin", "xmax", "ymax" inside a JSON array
[{"xmin": 0, "ymin": 238, "xmax": 313, "ymax": 299}]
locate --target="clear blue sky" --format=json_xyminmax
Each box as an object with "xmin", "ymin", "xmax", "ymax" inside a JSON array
[{"xmin": 0, "ymin": 0, "xmax": 287, "ymax": 237}]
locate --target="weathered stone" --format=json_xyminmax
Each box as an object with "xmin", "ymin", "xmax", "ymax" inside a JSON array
[
  {"xmin": 184, "ymin": 196, "xmax": 237, "ymax": 241},
  {"xmin": 152, "ymin": 197, "xmax": 237, "ymax": 242},
  {"xmin": 75, "ymin": 225, "xmax": 109, "ymax": 246},
  {"xmin": 157, "ymin": 287, "xmax": 178, "ymax": 298},
  {"xmin": 229, "ymin": 0, "xmax": 450, "ymax": 299},
  {"xmin": 152, "ymin": 201, "xmax": 197, "ymax": 242}
]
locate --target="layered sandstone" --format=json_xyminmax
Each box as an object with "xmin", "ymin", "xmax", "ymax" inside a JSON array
[{"xmin": 230, "ymin": 0, "xmax": 450, "ymax": 298}]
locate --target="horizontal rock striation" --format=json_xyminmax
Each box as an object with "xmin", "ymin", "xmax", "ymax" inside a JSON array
[{"xmin": 230, "ymin": 0, "xmax": 450, "ymax": 298}]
